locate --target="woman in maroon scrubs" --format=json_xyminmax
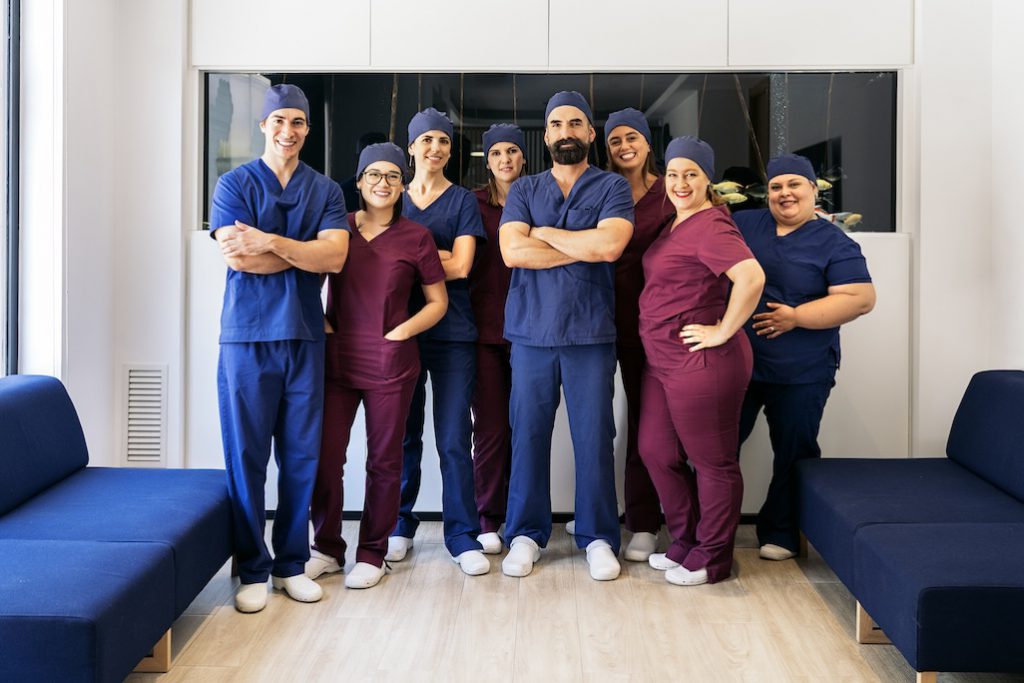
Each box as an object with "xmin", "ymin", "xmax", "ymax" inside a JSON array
[
  {"xmin": 468, "ymin": 123, "xmax": 526, "ymax": 553},
  {"xmin": 638, "ymin": 136, "xmax": 764, "ymax": 586},
  {"xmin": 306, "ymin": 142, "xmax": 448, "ymax": 590},
  {"xmin": 604, "ymin": 108, "xmax": 675, "ymax": 562}
]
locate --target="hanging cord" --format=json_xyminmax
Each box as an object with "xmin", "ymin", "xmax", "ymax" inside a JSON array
[
  {"xmin": 513, "ymin": 73, "xmax": 518, "ymax": 125},
  {"xmin": 733, "ymin": 74, "xmax": 767, "ymax": 182},
  {"xmin": 697, "ymin": 74, "xmax": 708, "ymax": 131},
  {"xmin": 418, "ymin": 73, "xmax": 423, "ymax": 111},
  {"xmin": 589, "ymin": 74, "xmax": 596, "ymax": 164},
  {"xmin": 388, "ymin": 73, "xmax": 398, "ymax": 143},
  {"xmin": 825, "ymin": 73, "xmax": 835, "ymax": 171},
  {"xmin": 459, "ymin": 73, "xmax": 465, "ymax": 183},
  {"xmin": 639, "ymin": 74, "xmax": 645, "ymax": 110}
]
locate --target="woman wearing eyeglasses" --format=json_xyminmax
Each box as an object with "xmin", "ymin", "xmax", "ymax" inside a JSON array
[
  {"xmin": 306, "ymin": 143, "xmax": 447, "ymax": 589},
  {"xmin": 388, "ymin": 108, "xmax": 491, "ymax": 576}
]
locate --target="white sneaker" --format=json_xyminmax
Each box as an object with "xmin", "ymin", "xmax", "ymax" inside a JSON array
[
  {"xmin": 624, "ymin": 532, "xmax": 658, "ymax": 562},
  {"xmin": 502, "ymin": 536, "xmax": 540, "ymax": 577},
  {"xmin": 648, "ymin": 552, "xmax": 681, "ymax": 571},
  {"xmin": 478, "ymin": 532, "xmax": 503, "ymax": 554},
  {"xmin": 345, "ymin": 561, "xmax": 387, "ymax": 589},
  {"xmin": 234, "ymin": 581, "xmax": 268, "ymax": 613},
  {"xmin": 305, "ymin": 549, "xmax": 343, "ymax": 579},
  {"xmin": 385, "ymin": 536, "xmax": 413, "ymax": 562},
  {"xmin": 759, "ymin": 543, "xmax": 796, "ymax": 561},
  {"xmin": 585, "ymin": 540, "xmax": 621, "ymax": 581},
  {"xmin": 453, "ymin": 549, "xmax": 490, "ymax": 576},
  {"xmin": 665, "ymin": 565, "xmax": 708, "ymax": 586},
  {"xmin": 271, "ymin": 574, "xmax": 323, "ymax": 603},
  {"xmin": 565, "ymin": 520, "xmax": 576, "ymax": 535}
]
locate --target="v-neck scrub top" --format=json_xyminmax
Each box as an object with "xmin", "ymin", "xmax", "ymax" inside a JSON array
[
  {"xmin": 402, "ymin": 185, "xmax": 486, "ymax": 343},
  {"xmin": 732, "ymin": 209, "xmax": 872, "ymax": 384},
  {"xmin": 469, "ymin": 188, "xmax": 512, "ymax": 345},
  {"xmin": 325, "ymin": 214, "xmax": 446, "ymax": 389},
  {"xmin": 615, "ymin": 177, "xmax": 675, "ymax": 347},
  {"xmin": 210, "ymin": 159, "xmax": 348, "ymax": 343},
  {"xmin": 638, "ymin": 205, "xmax": 755, "ymax": 376},
  {"xmin": 500, "ymin": 166, "xmax": 634, "ymax": 346}
]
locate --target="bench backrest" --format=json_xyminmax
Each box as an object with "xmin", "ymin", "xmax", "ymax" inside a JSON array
[
  {"xmin": 0, "ymin": 375, "xmax": 89, "ymax": 516},
  {"xmin": 947, "ymin": 369, "xmax": 1024, "ymax": 503}
]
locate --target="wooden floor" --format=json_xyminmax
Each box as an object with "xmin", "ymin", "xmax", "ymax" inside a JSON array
[{"xmin": 127, "ymin": 523, "xmax": 1023, "ymax": 683}]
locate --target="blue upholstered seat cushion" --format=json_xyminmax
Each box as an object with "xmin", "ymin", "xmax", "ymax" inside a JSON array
[
  {"xmin": 946, "ymin": 370, "xmax": 1024, "ymax": 501},
  {"xmin": 797, "ymin": 458, "xmax": 1024, "ymax": 587},
  {"xmin": 854, "ymin": 523, "xmax": 1024, "ymax": 673},
  {"xmin": 0, "ymin": 468, "xmax": 232, "ymax": 616},
  {"xmin": 0, "ymin": 539, "xmax": 175, "ymax": 683},
  {"xmin": 0, "ymin": 375, "xmax": 88, "ymax": 515}
]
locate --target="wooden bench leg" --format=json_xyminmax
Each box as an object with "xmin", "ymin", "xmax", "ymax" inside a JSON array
[
  {"xmin": 916, "ymin": 673, "xmax": 937, "ymax": 683},
  {"xmin": 798, "ymin": 532, "xmax": 808, "ymax": 558},
  {"xmin": 855, "ymin": 601, "xmax": 891, "ymax": 644},
  {"xmin": 134, "ymin": 628, "xmax": 172, "ymax": 673}
]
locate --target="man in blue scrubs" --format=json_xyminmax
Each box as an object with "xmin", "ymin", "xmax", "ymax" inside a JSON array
[
  {"xmin": 498, "ymin": 91, "xmax": 634, "ymax": 581},
  {"xmin": 211, "ymin": 84, "xmax": 350, "ymax": 613}
]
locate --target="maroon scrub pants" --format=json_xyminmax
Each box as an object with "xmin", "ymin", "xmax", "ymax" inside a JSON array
[
  {"xmin": 618, "ymin": 343, "xmax": 662, "ymax": 534},
  {"xmin": 312, "ymin": 377, "xmax": 418, "ymax": 568},
  {"xmin": 471, "ymin": 342, "xmax": 512, "ymax": 533},
  {"xmin": 637, "ymin": 340, "xmax": 752, "ymax": 583}
]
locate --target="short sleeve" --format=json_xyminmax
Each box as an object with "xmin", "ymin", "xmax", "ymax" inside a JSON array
[
  {"xmin": 597, "ymin": 175, "xmax": 635, "ymax": 225},
  {"xmin": 696, "ymin": 216, "xmax": 756, "ymax": 277},
  {"xmin": 416, "ymin": 231, "xmax": 447, "ymax": 286},
  {"xmin": 825, "ymin": 234, "xmax": 872, "ymax": 286},
  {"xmin": 318, "ymin": 180, "xmax": 349, "ymax": 233},
  {"xmin": 499, "ymin": 178, "xmax": 532, "ymax": 229},
  {"xmin": 455, "ymin": 189, "xmax": 486, "ymax": 241},
  {"xmin": 209, "ymin": 171, "xmax": 253, "ymax": 239}
]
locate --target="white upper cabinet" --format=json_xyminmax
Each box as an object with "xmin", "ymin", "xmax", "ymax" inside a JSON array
[
  {"xmin": 370, "ymin": 0, "xmax": 549, "ymax": 69},
  {"xmin": 192, "ymin": 0, "xmax": 371, "ymax": 69},
  {"xmin": 548, "ymin": 0, "xmax": 729, "ymax": 69},
  {"xmin": 728, "ymin": 0, "xmax": 914, "ymax": 67}
]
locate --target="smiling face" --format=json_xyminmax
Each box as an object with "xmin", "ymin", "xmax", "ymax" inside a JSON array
[
  {"xmin": 260, "ymin": 108, "xmax": 309, "ymax": 163},
  {"xmin": 544, "ymin": 105, "xmax": 594, "ymax": 166},
  {"xmin": 607, "ymin": 126, "xmax": 650, "ymax": 173},
  {"xmin": 408, "ymin": 130, "xmax": 452, "ymax": 173},
  {"xmin": 664, "ymin": 157, "xmax": 711, "ymax": 214},
  {"xmin": 486, "ymin": 142, "xmax": 525, "ymax": 184},
  {"xmin": 767, "ymin": 173, "xmax": 818, "ymax": 227},
  {"xmin": 358, "ymin": 161, "xmax": 403, "ymax": 210}
]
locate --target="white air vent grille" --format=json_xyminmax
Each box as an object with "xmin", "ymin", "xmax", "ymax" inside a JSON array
[{"xmin": 123, "ymin": 365, "xmax": 168, "ymax": 465}]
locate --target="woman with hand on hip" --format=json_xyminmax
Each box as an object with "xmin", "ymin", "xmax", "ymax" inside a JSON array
[
  {"xmin": 468, "ymin": 123, "xmax": 527, "ymax": 554},
  {"xmin": 638, "ymin": 136, "xmax": 765, "ymax": 586},
  {"xmin": 307, "ymin": 143, "xmax": 447, "ymax": 589},
  {"xmin": 734, "ymin": 153, "xmax": 875, "ymax": 561},
  {"xmin": 388, "ymin": 108, "xmax": 490, "ymax": 576}
]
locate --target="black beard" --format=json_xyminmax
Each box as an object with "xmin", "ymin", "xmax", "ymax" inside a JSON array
[{"xmin": 549, "ymin": 138, "xmax": 588, "ymax": 165}]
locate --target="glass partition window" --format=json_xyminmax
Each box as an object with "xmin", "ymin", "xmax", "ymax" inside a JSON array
[{"xmin": 204, "ymin": 71, "xmax": 896, "ymax": 232}]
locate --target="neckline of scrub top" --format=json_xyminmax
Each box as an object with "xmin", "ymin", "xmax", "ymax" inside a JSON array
[
  {"xmin": 774, "ymin": 216, "xmax": 819, "ymax": 239},
  {"xmin": 667, "ymin": 204, "xmax": 723, "ymax": 234},
  {"xmin": 256, "ymin": 157, "xmax": 308, "ymax": 194},
  {"xmin": 405, "ymin": 181, "xmax": 457, "ymax": 213},
  {"xmin": 550, "ymin": 164, "xmax": 601, "ymax": 204},
  {"xmin": 353, "ymin": 218, "xmax": 395, "ymax": 244}
]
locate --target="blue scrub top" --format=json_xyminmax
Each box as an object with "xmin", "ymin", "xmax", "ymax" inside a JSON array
[
  {"xmin": 403, "ymin": 184, "xmax": 486, "ymax": 342},
  {"xmin": 733, "ymin": 209, "xmax": 872, "ymax": 384},
  {"xmin": 210, "ymin": 159, "xmax": 348, "ymax": 343},
  {"xmin": 500, "ymin": 166, "xmax": 634, "ymax": 346}
]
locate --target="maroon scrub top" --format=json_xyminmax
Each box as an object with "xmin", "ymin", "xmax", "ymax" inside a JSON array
[
  {"xmin": 325, "ymin": 214, "xmax": 446, "ymax": 389},
  {"xmin": 468, "ymin": 188, "xmax": 512, "ymax": 345},
  {"xmin": 615, "ymin": 177, "xmax": 675, "ymax": 348},
  {"xmin": 638, "ymin": 205, "xmax": 755, "ymax": 376}
]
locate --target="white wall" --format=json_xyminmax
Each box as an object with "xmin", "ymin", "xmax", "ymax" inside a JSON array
[{"xmin": 30, "ymin": 0, "xmax": 1016, "ymax": 517}]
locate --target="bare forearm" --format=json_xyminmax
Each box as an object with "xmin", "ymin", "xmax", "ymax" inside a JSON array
[
  {"xmin": 532, "ymin": 227, "xmax": 622, "ymax": 263},
  {"xmin": 268, "ymin": 234, "xmax": 348, "ymax": 273},
  {"xmin": 720, "ymin": 277, "xmax": 764, "ymax": 339},
  {"xmin": 392, "ymin": 301, "xmax": 448, "ymax": 338},
  {"xmin": 502, "ymin": 235, "xmax": 577, "ymax": 269},
  {"xmin": 794, "ymin": 291, "xmax": 875, "ymax": 329},
  {"xmin": 225, "ymin": 253, "xmax": 291, "ymax": 274}
]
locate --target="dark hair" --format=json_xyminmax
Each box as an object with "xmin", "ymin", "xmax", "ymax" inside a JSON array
[
  {"xmin": 358, "ymin": 185, "xmax": 404, "ymax": 226},
  {"xmin": 482, "ymin": 165, "xmax": 527, "ymax": 207},
  {"xmin": 706, "ymin": 185, "xmax": 726, "ymax": 207}
]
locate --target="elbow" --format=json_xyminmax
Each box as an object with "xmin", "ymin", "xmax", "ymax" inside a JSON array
[
  {"xmin": 599, "ymin": 242, "xmax": 627, "ymax": 263},
  {"xmin": 451, "ymin": 261, "xmax": 473, "ymax": 279},
  {"xmin": 325, "ymin": 252, "xmax": 347, "ymax": 274},
  {"xmin": 858, "ymin": 293, "xmax": 877, "ymax": 316}
]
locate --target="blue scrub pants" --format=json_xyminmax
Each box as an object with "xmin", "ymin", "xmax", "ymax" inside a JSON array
[
  {"xmin": 505, "ymin": 343, "xmax": 621, "ymax": 554},
  {"xmin": 394, "ymin": 340, "xmax": 483, "ymax": 557},
  {"xmin": 738, "ymin": 379, "xmax": 834, "ymax": 552},
  {"xmin": 218, "ymin": 340, "xmax": 324, "ymax": 584}
]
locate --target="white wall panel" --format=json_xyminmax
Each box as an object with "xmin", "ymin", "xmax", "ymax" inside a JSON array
[
  {"xmin": 728, "ymin": 0, "xmax": 914, "ymax": 67},
  {"xmin": 192, "ymin": 0, "xmax": 370, "ymax": 69},
  {"xmin": 370, "ymin": 0, "xmax": 548, "ymax": 69},
  {"xmin": 549, "ymin": 0, "xmax": 727, "ymax": 69}
]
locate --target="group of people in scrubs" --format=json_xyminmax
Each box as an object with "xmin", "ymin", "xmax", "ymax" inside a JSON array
[{"xmin": 212, "ymin": 84, "xmax": 875, "ymax": 612}]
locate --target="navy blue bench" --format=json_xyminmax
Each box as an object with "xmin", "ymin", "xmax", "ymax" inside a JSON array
[
  {"xmin": 797, "ymin": 370, "xmax": 1024, "ymax": 682},
  {"xmin": 0, "ymin": 375, "xmax": 233, "ymax": 682}
]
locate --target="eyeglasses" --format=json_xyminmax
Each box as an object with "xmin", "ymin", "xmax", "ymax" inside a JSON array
[{"xmin": 361, "ymin": 170, "xmax": 404, "ymax": 187}]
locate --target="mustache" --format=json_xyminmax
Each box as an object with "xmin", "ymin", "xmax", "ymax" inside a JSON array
[{"xmin": 551, "ymin": 138, "xmax": 586, "ymax": 152}]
